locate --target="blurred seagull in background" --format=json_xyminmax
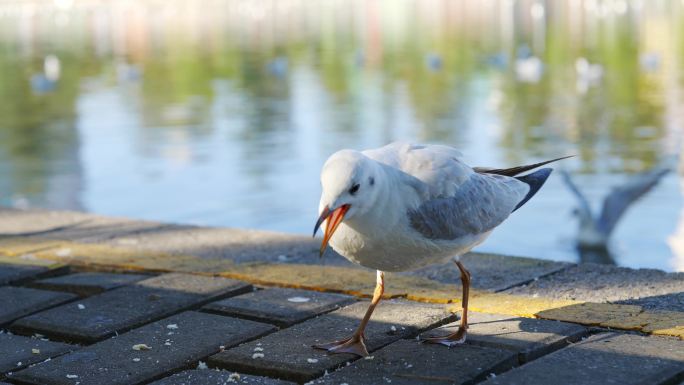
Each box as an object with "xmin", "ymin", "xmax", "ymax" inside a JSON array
[
  {"xmin": 30, "ymin": 54, "xmax": 61, "ymax": 94},
  {"xmin": 515, "ymin": 55, "xmax": 543, "ymax": 83},
  {"xmin": 313, "ymin": 142, "xmax": 570, "ymax": 356},
  {"xmin": 515, "ymin": 45, "xmax": 543, "ymax": 83},
  {"xmin": 561, "ymin": 166, "xmax": 670, "ymax": 251},
  {"xmin": 575, "ymin": 57, "xmax": 604, "ymax": 94}
]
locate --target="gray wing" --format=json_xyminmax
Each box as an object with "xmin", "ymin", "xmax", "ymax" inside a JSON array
[
  {"xmin": 408, "ymin": 173, "xmax": 528, "ymax": 240},
  {"xmin": 559, "ymin": 170, "xmax": 593, "ymax": 219},
  {"xmin": 597, "ymin": 167, "xmax": 670, "ymax": 235}
]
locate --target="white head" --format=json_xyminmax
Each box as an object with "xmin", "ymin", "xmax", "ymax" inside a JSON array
[{"xmin": 313, "ymin": 149, "xmax": 381, "ymax": 255}]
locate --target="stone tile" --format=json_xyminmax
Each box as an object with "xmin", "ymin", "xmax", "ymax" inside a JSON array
[
  {"xmin": 313, "ymin": 339, "xmax": 517, "ymax": 385},
  {"xmin": 149, "ymin": 370, "xmax": 296, "ymax": 385},
  {"xmin": 209, "ymin": 300, "xmax": 456, "ymax": 383},
  {"xmin": 28, "ymin": 272, "xmax": 149, "ymax": 297},
  {"xmin": 11, "ymin": 273, "xmax": 252, "ymax": 342},
  {"xmin": 0, "ymin": 333, "xmax": 75, "ymax": 374},
  {"xmin": 505, "ymin": 263, "xmax": 684, "ymax": 308},
  {"xmin": 0, "ymin": 287, "xmax": 76, "ymax": 326},
  {"xmin": 0, "ymin": 263, "xmax": 51, "ymax": 286},
  {"xmin": 203, "ymin": 288, "xmax": 356, "ymax": 326},
  {"xmin": 423, "ymin": 312, "xmax": 589, "ymax": 363},
  {"xmin": 99, "ymin": 225, "xmax": 329, "ymax": 265},
  {"xmin": 408, "ymin": 252, "xmax": 571, "ymax": 292},
  {"xmin": 9, "ymin": 311, "xmax": 275, "ymax": 385},
  {"xmin": 0, "ymin": 208, "xmax": 101, "ymax": 236},
  {"xmin": 619, "ymin": 292, "xmax": 684, "ymax": 312},
  {"xmin": 480, "ymin": 333, "xmax": 684, "ymax": 385}
]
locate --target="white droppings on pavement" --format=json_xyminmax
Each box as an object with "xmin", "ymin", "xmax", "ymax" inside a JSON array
[
  {"xmin": 77, "ymin": 304, "xmax": 85, "ymax": 310},
  {"xmin": 287, "ymin": 296, "xmax": 311, "ymax": 303},
  {"xmin": 166, "ymin": 324, "xmax": 178, "ymax": 329},
  {"xmin": 307, "ymin": 358, "xmax": 318, "ymax": 363},
  {"xmin": 252, "ymin": 353, "xmax": 265, "ymax": 359}
]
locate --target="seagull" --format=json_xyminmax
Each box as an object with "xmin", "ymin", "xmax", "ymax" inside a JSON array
[
  {"xmin": 312, "ymin": 142, "xmax": 569, "ymax": 356},
  {"xmin": 560, "ymin": 167, "xmax": 670, "ymax": 251}
]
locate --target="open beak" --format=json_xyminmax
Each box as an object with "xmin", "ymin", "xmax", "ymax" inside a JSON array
[{"xmin": 313, "ymin": 204, "xmax": 350, "ymax": 257}]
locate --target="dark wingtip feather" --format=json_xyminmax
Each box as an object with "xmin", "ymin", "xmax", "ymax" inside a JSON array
[
  {"xmin": 513, "ymin": 168, "xmax": 553, "ymax": 212},
  {"xmin": 476, "ymin": 155, "xmax": 574, "ymax": 177}
]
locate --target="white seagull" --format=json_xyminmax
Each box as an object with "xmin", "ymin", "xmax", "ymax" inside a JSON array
[{"xmin": 312, "ymin": 142, "xmax": 569, "ymax": 356}]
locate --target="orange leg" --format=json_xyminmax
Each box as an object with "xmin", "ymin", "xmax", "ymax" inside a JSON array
[
  {"xmin": 423, "ymin": 259, "xmax": 470, "ymax": 346},
  {"xmin": 313, "ymin": 270, "xmax": 384, "ymax": 357}
]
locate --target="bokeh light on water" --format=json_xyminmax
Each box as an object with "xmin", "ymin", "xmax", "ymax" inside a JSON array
[{"xmin": 0, "ymin": 0, "xmax": 683, "ymax": 271}]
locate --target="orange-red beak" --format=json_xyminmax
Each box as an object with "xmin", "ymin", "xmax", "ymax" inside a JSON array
[{"xmin": 313, "ymin": 204, "xmax": 350, "ymax": 257}]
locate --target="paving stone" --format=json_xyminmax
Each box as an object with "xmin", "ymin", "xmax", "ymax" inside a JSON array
[
  {"xmin": 0, "ymin": 263, "xmax": 51, "ymax": 285},
  {"xmin": 149, "ymin": 370, "xmax": 296, "ymax": 385},
  {"xmin": 0, "ymin": 207, "xmax": 173, "ymax": 244},
  {"xmin": 0, "ymin": 208, "xmax": 100, "ymax": 236},
  {"xmin": 0, "ymin": 287, "xmax": 77, "ymax": 326},
  {"xmin": 619, "ymin": 292, "xmax": 684, "ymax": 312},
  {"xmin": 203, "ymin": 288, "xmax": 356, "ymax": 326},
  {"xmin": 11, "ymin": 273, "xmax": 252, "ymax": 342},
  {"xmin": 0, "ymin": 333, "xmax": 75, "ymax": 374},
  {"xmin": 28, "ymin": 272, "xmax": 149, "ymax": 296},
  {"xmin": 422, "ymin": 312, "xmax": 589, "ymax": 363},
  {"xmin": 9, "ymin": 311, "xmax": 275, "ymax": 385},
  {"xmin": 480, "ymin": 333, "xmax": 684, "ymax": 385},
  {"xmin": 209, "ymin": 300, "xmax": 456, "ymax": 383},
  {"xmin": 408, "ymin": 252, "xmax": 571, "ymax": 292},
  {"xmin": 505, "ymin": 263, "xmax": 684, "ymax": 308},
  {"xmin": 313, "ymin": 339, "xmax": 517, "ymax": 385}
]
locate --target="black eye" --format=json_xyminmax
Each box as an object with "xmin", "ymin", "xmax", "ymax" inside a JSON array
[{"xmin": 349, "ymin": 183, "xmax": 360, "ymax": 195}]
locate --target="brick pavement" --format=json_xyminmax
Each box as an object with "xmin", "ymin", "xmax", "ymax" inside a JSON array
[
  {"xmin": 0, "ymin": 208, "xmax": 682, "ymax": 384},
  {"xmin": 0, "ymin": 261, "xmax": 681, "ymax": 385}
]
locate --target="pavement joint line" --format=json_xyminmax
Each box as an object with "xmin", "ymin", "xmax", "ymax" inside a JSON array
[
  {"xmin": 0, "ymin": 236, "xmax": 682, "ymax": 340},
  {"xmin": 491, "ymin": 262, "xmax": 577, "ymax": 293}
]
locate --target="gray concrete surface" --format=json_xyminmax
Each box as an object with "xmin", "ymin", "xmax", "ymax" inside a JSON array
[
  {"xmin": 313, "ymin": 339, "xmax": 517, "ymax": 385},
  {"xmin": 408, "ymin": 252, "xmax": 571, "ymax": 292},
  {"xmin": 505, "ymin": 263, "xmax": 684, "ymax": 307},
  {"xmin": 209, "ymin": 300, "xmax": 456, "ymax": 383},
  {"xmin": 480, "ymin": 333, "xmax": 684, "ymax": 385},
  {"xmin": 149, "ymin": 370, "xmax": 296, "ymax": 385},
  {"xmin": 11, "ymin": 274, "xmax": 252, "ymax": 342},
  {"xmin": 203, "ymin": 288, "xmax": 356, "ymax": 327},
  {"xmin": 0, "ymin": 263, "xmax": 51, "ymax": 286},
  {"xmin": 0, "ymin": 287, "xmax": 76, "ymax": 326},
  {"xmin": 423, "ymin": 312, "xmax": 589, "ymax": 363},
  {"xmin": 0, "ymin": 333, "xmax": 75, "ymax": 374},
  {"xmin": 28, "ymin": 272, "xmax": 149, "ymax": 296},
  {"xmin": 9, "ymin": 311, "xmax": 275, "ymax": 385}
]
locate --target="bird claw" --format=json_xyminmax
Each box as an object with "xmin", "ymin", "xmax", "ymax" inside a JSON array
[
  {"xmin": 312, "ymin": 335, "xmax": 369, "ymax": 357},
  {"xmin": 421, "ymin": 327, "xmax": 467, "ymax": 347}
]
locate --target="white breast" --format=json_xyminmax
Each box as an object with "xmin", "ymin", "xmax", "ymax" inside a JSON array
[{"xmin": 329, "ymin": 214, "xmax": 490, "ymax": 272}]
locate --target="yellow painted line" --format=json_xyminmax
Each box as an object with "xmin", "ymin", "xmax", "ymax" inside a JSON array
[
  {"xmin": 0, "ymin": 236, "xmax": 681, "ymax": 339},
  {"xmin": 537, "ymin": 303, "xmax": 684, "ymax": 339},
  {"xmin": 0, "ymin": 237, "xmax": 64, "ymax": 256}
]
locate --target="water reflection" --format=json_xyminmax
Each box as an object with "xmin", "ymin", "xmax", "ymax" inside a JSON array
[{"xmin": 0, "ymin": 0, "xmax": 682, "ymax": 271}]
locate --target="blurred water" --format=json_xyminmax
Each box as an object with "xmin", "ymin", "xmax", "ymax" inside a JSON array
[{"xmin": 0, "ymin": 0, "xmax": 683, "ymax": 271}]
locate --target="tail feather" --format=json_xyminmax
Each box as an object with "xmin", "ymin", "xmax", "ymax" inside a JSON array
[
  {"xmin": 513, "ymin": 168, "xmax": 553, "ymax": 212},
  {"xmin": 474, "ymin": 155, "xmax": 573, "ymax": 177}
]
